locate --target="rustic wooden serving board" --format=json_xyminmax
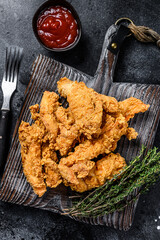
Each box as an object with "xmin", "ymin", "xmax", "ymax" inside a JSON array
[{"xmin": 1, "ymin": 24, "xmax": 160, "ymax": 231}]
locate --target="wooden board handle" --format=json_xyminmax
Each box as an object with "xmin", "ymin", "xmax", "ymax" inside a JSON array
[{"xmin": 94, "ymin": 24, "xmax": 118, "ymax": 94}]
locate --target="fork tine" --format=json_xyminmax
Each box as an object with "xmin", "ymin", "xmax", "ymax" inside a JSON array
[
  {"xmin": 3, "ymin": 47, "xmax": 10, "ymax": 82},
  {"xmin": 13, "ymin": 47, "xmax": 23, "ymax": 84},
  {"xmin": 10, "ymin": 47, "xmax": 18, "ymax": 83},
  {"xmin": 6, "ymin": 46, "xmax": 14, "ymax": 82},
  {"xmin": 2, "ymin": 49, "xmax": 7, "ymax": 83}
]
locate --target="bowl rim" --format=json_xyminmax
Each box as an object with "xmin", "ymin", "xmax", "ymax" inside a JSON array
[{"xmin": 32, "ymin": 0, "xmax": 82, "ymax": 52}]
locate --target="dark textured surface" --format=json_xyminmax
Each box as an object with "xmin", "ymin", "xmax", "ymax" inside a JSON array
[{"xmin": 0, "ymin": 0, "xmax": 160, "ymax": 239}]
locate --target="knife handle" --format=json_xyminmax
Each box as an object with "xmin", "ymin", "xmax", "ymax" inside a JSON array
[{"xmin": 0, "ymin": 110, "xmax": 9, "ymax": 173}]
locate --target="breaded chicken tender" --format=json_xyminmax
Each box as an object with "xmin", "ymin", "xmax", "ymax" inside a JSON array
[
  {"xmin": 19, "ymin": 121, "xmax": 46, "ymax": 197},
  {"xmin": 65, "ymin": 153, "xmax": 126, "ymax": 192},
  {"xmin": 54, "ymin": 107, "xmax": 79, "ymax": 156},
  {"xmin": 40, "ymin": 91, "xmax": 60, "ymax": 142},
  {"xmin": 57, "ymin": 77, "xmax": 104, "ymax": 138},
  {"xmin": 118, "ymin": 97, "xmax": 150, "ymax": 121},
  {"xmin": 95, "ymin": 153, "xmax": 126, "ymax": 185},
  {"xmin": 41, "ymin": 158, "xmax": 62, "ymax": 188}
]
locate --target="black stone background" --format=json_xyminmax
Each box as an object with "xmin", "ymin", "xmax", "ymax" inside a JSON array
[{"xmin": 0, "ymin": 0, "xmax": 160, "ymax": 239}]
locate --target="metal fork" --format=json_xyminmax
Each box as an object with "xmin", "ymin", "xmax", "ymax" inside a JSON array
[{"xmin": 0, "ymin": 46, "xmax": 23, "ymax": 172}]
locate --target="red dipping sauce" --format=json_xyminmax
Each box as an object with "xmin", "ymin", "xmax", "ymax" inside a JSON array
[{"xmin": 37, "ymin": 6, "xmax": 79, "ymax": 49}]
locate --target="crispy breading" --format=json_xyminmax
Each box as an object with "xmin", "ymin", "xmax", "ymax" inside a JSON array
[
  {"xmin": 19, "ymin": 78, "xmax": 150, "ymax": 196},
  {"xmin": 65, "ymin": 153, "xmax": 126, "ymax": 192},
  {"xmin": 55, "ymin": 123, "xmax": 79, "ymax": 156},
  {"xmin": 54, "ymin": 107, "xmax": 79, "ymax": 156},
  {"xmin": 40, "ymin": 91, "xmax": 60, "ymax": 142},
  {"xmin": 42, "ymin": 142, "xmax": 58, "ymax": 162},
  {"xmin": 29, "ymin": 104, "xmax": 40, "ymax": 121},
  {"xmin": 118, "ymin": 97, "xmax": 150, "ymax": 121},
  {"xmin": 19, "ymin": 121, "xmax": 46, "ymax": 197},
  {"xmin": 41, "ymin": 142, "xmax": 62, "ymax": 188},
  {"xmin": 59, "ymin": 157, "xmax": 95, "ymax": 185},
  {"xmin": 41, "ymin": 158, "xmax": 62, "ymax": 188},
  {"xmin": 95, "ymin": 153, "xmax": 126, "ymax": 185},
  {"xmin": 57, "ymin": 77, "xmax": 103, "ymax": 138},
  {"xmin": 94, "ymin": 92, "xmax": 119, "ymax": 113},
  {"xmin": 55, "ymin": 107, "xmax": 75, "ymax": 126},
  {"xmin": 126, "ymin": 127, "xmax": 138, "ymax": 140}
]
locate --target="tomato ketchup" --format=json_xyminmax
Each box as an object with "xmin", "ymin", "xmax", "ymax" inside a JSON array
[{"xmin": 37, "ymin": 6, "xmax": 79, "ymax": 49}]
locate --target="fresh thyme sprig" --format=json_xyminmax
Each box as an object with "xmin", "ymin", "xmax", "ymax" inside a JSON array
[{"xmin": 65, "ymin": 146, "xmax": 160, "ymax": 218}]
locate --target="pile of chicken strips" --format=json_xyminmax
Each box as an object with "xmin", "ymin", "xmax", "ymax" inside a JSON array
[{"xmin": 19, "ymin": 78, "xmax": 150, "ymax": 197}]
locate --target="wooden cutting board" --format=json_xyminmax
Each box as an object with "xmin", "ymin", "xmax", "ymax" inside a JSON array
[{"xmin": 0, "ymin": 24, "xmax": 160, "ymax": 231}]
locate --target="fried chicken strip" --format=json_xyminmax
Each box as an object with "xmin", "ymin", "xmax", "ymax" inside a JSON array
[
  {"xmin": 118, "ymin": 97, "xmax": 150, "ymax": 121},
  {"xmin": 19, "ymin": 121, "xmax": 46, "ymax": 197},
  {"xmin": 54, "ymin": 107, "xmax": 79, "ymax": 156},
  {"xmin": 40, "ymin": 91, "xmax": 60, "ymax": 142},
  {"xmin": 64, "ymin": 153, "xmax": 126, "ymax": 192},
  {"xmin": 59, "ymin": 156, "xmax": 95, "ymax": 186},
  {"xmin": 41, "ymin": 158, "xmax": 62, "ymax": 188},
  {"xmin": 41, "ymin": 142, "xmax": 62, "ymax": 188},
  {"xmin": 94, "ymin": 92, "xmax": 119, "ymax": 113},
  {"xmin": 95, "ymin": 153, "xmax": 126, "ymax": 185},
  {"xmin": 57, "ymin": 77, "xmax": 103, "ymax": 138},
  {"xmin": 40, "ymin": 93, "xmax": 79, "ymax": 156}
]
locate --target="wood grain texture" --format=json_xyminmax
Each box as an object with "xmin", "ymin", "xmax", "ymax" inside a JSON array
[{"xmin": 0, "ymin": 24, "xmax": 160, "ymax": 231}]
